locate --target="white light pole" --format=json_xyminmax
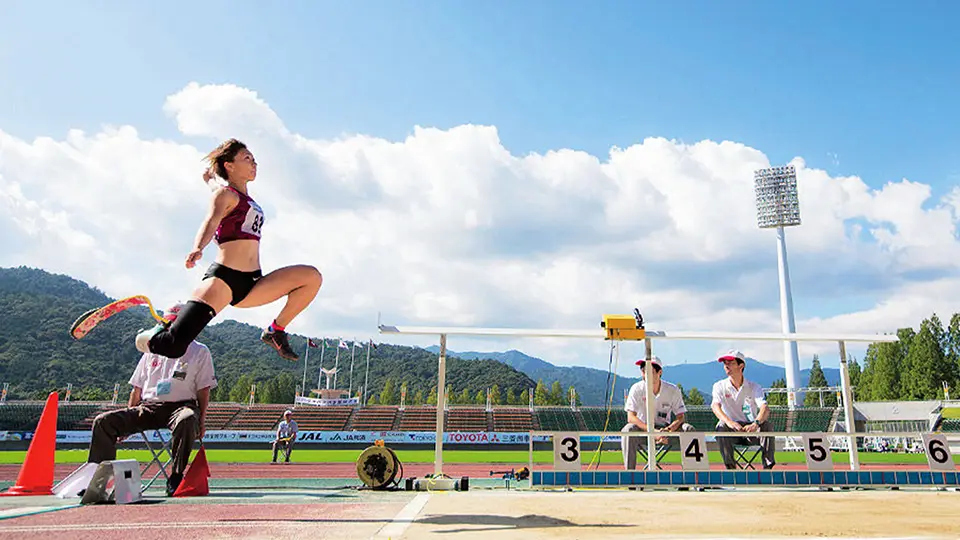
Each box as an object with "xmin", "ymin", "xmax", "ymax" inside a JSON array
[{"xmin": 755, "ymin": 165, "xmax": 803, "ymax": 409}]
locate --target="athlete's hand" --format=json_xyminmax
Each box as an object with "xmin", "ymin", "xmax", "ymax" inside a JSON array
[
  {"xmin": 185, "ymin": 249, "xmax": 203, "ymax": 269},
  {"xmin": 202, "ymin": 167, "xmax": 215, "ymax": 183}
]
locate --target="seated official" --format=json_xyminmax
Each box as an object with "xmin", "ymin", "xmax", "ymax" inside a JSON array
[
  {"xmin": 86, "ymin": 302, "xmax": 216, "ymax": 495},
  {"xmin": 272, "ymin": 409, "xmax": 298, "ymax": 463},
  {"xmin": 621, "ymin": 356, "xmax": 694, "ymax": 470},
  {"xmin": 711, "ymin": 349, "xmax": 776, "ymax": 470}
]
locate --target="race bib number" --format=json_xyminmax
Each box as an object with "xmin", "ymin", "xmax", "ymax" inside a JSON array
[
  {"xmin": 553, "ymin": 432, "xmax": 581, "ymax": 471},
  {"xmin": 242, "ymin": 202, "xmax": 265, "ymax": 237},
  {"xmin": 156, "ymin": 381, "xmax": 172, "ymax": 396}
]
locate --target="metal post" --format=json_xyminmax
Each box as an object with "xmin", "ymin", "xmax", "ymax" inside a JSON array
[
  {"xmin": 838, "ymin": 340, "xmax": 860, "ymax": 471},
  {"xmin": 435, "ymin": 334, "xmax": 447, "ymax": 475},
  {"xmin": 316, "ymin": 339, "xmax": 327, "ymax": 391},
  {"xmin": 776, "ymin": 225, "xmax": 802, "ymax": 408},
  {"xmin": 348, "ymin": 341, "xmax": 357, "ymax": 395},
  {"xmin": 301, "ymin": 340, "xmax": 310, "ymax": 399},
  {"xmin": 644, "ymin": 338, "xmax": 656, "ymax": 470},
  {"xmin": 333, "ymin": 343, "xmax": 341, "ymax": 389},
  {"xmin": 363, "ymin": 340, "xmax": 372, "ymax": 407}
]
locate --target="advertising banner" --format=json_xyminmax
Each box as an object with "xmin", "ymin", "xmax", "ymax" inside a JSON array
[
  {"xmin": 294, "ymin": 396, "xmax": 361, "ymax": 407},
  {"xmin": 42, "ymin": 430, "xmax": 549, "ymax": 444}
]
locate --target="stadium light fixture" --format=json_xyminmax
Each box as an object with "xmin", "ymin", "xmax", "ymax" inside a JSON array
[{"xmin": 755, "ymin": 165, "xmax": 803, "ymax": 409}]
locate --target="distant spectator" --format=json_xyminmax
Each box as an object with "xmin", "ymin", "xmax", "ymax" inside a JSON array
[{"xmin": 272, "ymin": 410, "xmax": 298, "ymax": 463}]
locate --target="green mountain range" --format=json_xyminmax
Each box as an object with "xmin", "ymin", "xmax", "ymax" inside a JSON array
[{"xmin": 0, "ymin": 266, "xmax": 535, "ymax": 404}]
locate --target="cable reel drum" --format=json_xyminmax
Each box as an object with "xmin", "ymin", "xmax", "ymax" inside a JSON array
[{"xmin": 356, "ymin": 440, "xmax": 403, "ymax": 490}]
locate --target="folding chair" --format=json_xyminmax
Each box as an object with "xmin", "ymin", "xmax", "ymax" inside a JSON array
[
  {"xmin": 732, "ymin": 441, "xmax": 763, "ymax": 470},
  {"xmin": 136, "ymin": 429, "xmax": 173, "ymax": 492},
  {"xmin": 637, "ymin": 440, "xmax": 673, "ymax": 470},
  {"xmin": 273, "ymin": 436, "xmax": 294, "ymax": 463}
]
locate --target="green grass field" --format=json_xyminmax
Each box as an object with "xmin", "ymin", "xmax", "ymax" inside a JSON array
[{"xmin": 0, "ymin": 449, "xmax": 945, "ymax": 465}]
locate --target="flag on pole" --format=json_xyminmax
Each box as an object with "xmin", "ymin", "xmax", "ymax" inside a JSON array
[
  {"xmin": 369, "ymin": 339, "xmax": 378, "ymax": 350},
  {"xmin": 308, "ymin": 338, "xmax": 320, "ymax": 348},
  {"xmin": 338, "ymin": 339, "xmax": 348, "ymax": 349}
]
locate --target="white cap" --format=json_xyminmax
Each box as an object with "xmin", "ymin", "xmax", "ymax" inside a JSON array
[
  {"xmin": 718, "ymin": 349, "xmax": 745, "ymax": 363},
  {"xmin": 635, "ymin": 356, "xmax": 663, "ymax": 368}
]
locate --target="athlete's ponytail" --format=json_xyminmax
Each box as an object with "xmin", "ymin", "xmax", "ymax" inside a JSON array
[{"xmin": 203, "ymin": 138, "xmax": 248, "ymax": 180}]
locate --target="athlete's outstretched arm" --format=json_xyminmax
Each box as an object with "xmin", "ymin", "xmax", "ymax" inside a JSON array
[{"xmin": 185, "ymin": 187, "xmax": 239, "ymax": 269}]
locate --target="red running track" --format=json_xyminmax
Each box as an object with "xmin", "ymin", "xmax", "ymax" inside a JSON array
[{"xmin": 0, "ymin": 461, "xmax": 950, "ymax": 483}]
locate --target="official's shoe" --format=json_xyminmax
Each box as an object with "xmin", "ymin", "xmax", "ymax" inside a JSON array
[
  {"xmin": 261, "ymin": 328, "xmax": 299, "ymax": 361},
  {"xmin": 166, "ymin": 472, "xmax": 183, "ymax": 497}
]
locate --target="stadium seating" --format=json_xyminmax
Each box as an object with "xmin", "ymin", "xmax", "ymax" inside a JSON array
[
  {"xmin": 791, "ymin": 407, "xmax": 835, "ymax": 432},
  {"xmin": 0, "ymin": 402, "xmax": 46, "ymax": 431},
  {"xmin": 939, "ymin": 418, "xmax": 960, "ymax": 432},
  {"xmin": 228, "ymin": 404, "xmax": 289, "ymax": 430},
  {"xmin": 579, "ymin": 407, "xmax": 627, "ymax": 431},
  {"xmin": 288, "ymin": 406, "xmax": 352, "ymax": 430},
  {"xmin": 0, "ymin": 401, "xmax": 852, "ymax": 440},
  {"xmin": 492, "ymin": 408, "xmax": 534, "ymax": 432},
  {"xmin": 349, "ymin": 406, "xmax": 398, "ymax": 431},
  {"xmin": 398, "ymin": 407, "xmax": 438, "ymax": 431},
  {"xmin": 203, "ymin": 403, "xmax": 243, "ymax": 430},
  {"xmin": 534, "ymin": 407, "xmax": 583, "ymax": 432},
  {"xmin": 683, "ymin": 406, "xmax": 720, "ymax": 430},
  {"xmin": 446, "ymin": 407, "xmax": 489, "ymax": 432}
]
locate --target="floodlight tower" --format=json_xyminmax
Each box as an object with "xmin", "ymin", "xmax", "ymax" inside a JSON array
[{"xmin": 754, "ymin": 165, "xmax": 803, "ymax": 409}]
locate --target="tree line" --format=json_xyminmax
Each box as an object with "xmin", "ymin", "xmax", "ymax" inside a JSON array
[{"xmin": 764, "ymin": 312, "xmax": 960, "ymax": 406}]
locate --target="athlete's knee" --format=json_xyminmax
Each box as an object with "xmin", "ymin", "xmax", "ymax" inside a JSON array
[{"xmin": 303, "ymin": 265, "xmax": 322, "ymax": 288}]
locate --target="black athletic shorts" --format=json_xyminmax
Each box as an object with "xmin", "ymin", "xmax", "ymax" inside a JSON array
[{"xmin": 203, "ymin": 263, "xmax": 263, "ymax": 306}]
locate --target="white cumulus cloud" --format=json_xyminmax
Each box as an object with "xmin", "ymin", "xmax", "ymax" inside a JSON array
[{"xmin": 1, "ymin": 82, "xmax": 958, "ymax": 375}]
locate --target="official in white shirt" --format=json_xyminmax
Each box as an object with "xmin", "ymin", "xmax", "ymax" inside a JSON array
[
  {"xmin": 620, "ymin": 356, "xmax": 695, "ymax": 470},
  {"xmin": 87, "ymin": 302, "xmax": 218, "ymax": 495},
  {"xmin": 710, "ymin": 349, "xmax": 775, "ymax": 469},
  {"xmin": 272, "ymin": 410, "xmax": 298, "ymax": 463}
]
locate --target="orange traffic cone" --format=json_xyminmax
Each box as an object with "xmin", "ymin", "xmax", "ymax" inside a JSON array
[
  {"xmin": 173, "ymin": 446, "xmax": 210, "ymax": 497},
  {"xmin": 2, "ymin": 391, "xmax": 59, "ymax": 496}
]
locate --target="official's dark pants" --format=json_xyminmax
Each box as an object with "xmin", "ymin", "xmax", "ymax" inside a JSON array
[
  {"xmin": 87, "ymin": 399, "xmax": 199, "ymax": 476},
  {"xmin": 621, "ymin": 423, "xmax": 695, "ymax": 470},
  {"xmin": 272, "ymin": 438, "xmax": 294, "ymax": 462},
  {"xmin": 716, "ymin": 420, "xmax": 776, "ymax": 469}
]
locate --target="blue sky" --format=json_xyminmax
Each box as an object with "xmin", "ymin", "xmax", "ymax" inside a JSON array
[
  {"xmin": 2, "ymin": 1, "xmax": 959, "ymax": 374},
  {"xmin": 2, "ymin": 0, "xmax": 958, "ymax": 196}
]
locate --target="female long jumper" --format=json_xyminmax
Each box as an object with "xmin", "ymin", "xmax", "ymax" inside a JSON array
[{"xmin": 135, "ymin": 138, "xmax": 323, "ymax": 361}]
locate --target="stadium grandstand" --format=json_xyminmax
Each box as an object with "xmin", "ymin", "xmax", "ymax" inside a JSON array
[{"xmin": 2, "ymin": 392, "xmax": 957, "ymax": 452}]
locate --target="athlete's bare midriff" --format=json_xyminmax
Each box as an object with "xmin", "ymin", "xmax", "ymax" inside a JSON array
[{"xmin": 216, "ymin": 239, "xmax": 261, "ymax": 272}]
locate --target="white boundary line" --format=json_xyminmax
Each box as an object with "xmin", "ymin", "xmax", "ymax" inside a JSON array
[{"xmin": 372, "ymin": 492, "xmax": 431, "ymax": 539}]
